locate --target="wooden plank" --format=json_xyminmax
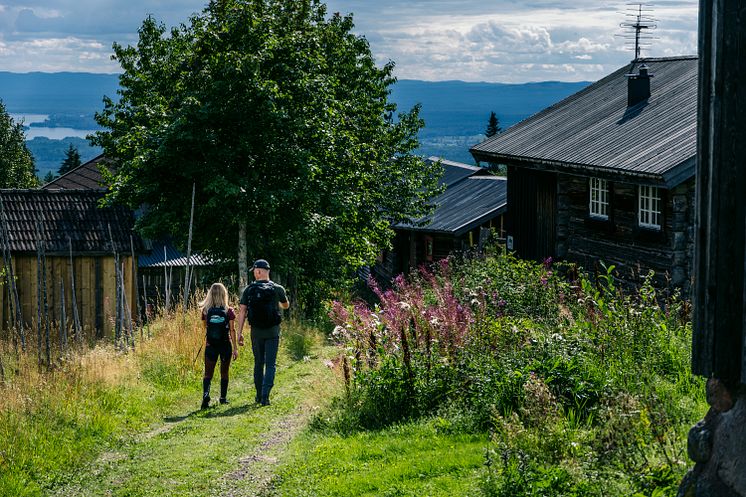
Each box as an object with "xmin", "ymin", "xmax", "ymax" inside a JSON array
[{"xmin": 95, "ymin": 258, "xmax": 104, "ymax": 338}]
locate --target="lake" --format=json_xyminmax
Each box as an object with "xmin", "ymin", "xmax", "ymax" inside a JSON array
[{"xmin": 10, "ymin": 113, "xmax": 97, "ymax": 140}]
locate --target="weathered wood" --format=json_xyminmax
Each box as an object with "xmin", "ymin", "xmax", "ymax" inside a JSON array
[
  {"xmin": 693, "ymin": 0, "xmax": 746, "ymax": 384},
  {"xmin": 35, "ymin": 224, "xmax": 43, "ymax": 366},
  {"xmin": 95, "ymin": 257, "xmax": 103, "ymax": 338},
  {"xmin": 59, "ymin": 278, "xmax": 67, "ymax": 352},
  {"xmin": 68, "ymin": 237, "xmax": 82, "ymax": 343}
]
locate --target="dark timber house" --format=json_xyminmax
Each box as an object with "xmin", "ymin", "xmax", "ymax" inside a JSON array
[
  {"xmin": 378, "ymin": 157, "xmax": 507, "ymax": 279},
  {"xmin": 471, "ymin": 56, "xmax": 697, "ymax": 295}
]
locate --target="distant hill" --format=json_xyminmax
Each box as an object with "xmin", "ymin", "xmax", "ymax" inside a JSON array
[
  {"xmin": 0, "ymin": 71, "xmax": 120, "ymax": 114},
  {"xmin": 0, "ymin": 72, "xmax": 590, "ymax": 175},
  {"xmin": 390, "ymin": 79, "xmax": 591, "ymax": 164}
]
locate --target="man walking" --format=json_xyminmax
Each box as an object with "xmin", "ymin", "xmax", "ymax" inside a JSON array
[{"xmin": 237, "ymin": 259, "xmax": 289, "ymax": 406}]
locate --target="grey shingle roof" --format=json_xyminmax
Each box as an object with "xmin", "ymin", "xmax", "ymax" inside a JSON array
[
  {"xmin": 0, "ymin": 189, "xmax": 143, "ymax": 254},
  {"xmin": 470, "ymin": 56, "xmax": 698, "ymax": 187},
  {"xmin": 42, "ymin": 154, "xmax": 110, "ymax": 191},
  {"xmin": 398, "ymin": 176, "xmax": 507, "ymax": 236}
]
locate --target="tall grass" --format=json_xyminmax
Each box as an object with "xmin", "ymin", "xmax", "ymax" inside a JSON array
[
  {"xmin": 325, "ymin": 251, "xmax": 706, "ymax": 496},
  {"xmin": 0, "ymin": 309, "xmax": 205, "ymax": 496}
]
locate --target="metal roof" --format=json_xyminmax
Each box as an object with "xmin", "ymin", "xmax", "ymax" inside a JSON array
[
  {"xmin": 139, "ymin": 240, "xmax": 213, "ymax": 268},
  {"xmin": 42, "ymin": 154, "xmax": 110, "ymax": 191},
  {"xmin": 397, "ymin": 176, "xmax": 507, "ymax": 236},
  {"xmin": 0, "ymin": 189, "xmax": 143, "ymax": 254},
  {"xmin": 426, "ymin": 156, "xmax": 483, "ymax": 187},
  {"xmin": 470, "ymin": 57, "xmax": 698, "ymax": 187}
]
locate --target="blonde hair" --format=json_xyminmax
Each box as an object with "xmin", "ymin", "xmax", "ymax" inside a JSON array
[{"xmin": 200, "ymin": 282, "xmax": 229, "ymax": 312}]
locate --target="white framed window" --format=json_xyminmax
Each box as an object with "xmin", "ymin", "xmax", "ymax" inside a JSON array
[
  {"xmin": 589, "ymin": 178, "xmax": 609, "ymax": 219},
  {"xmin": 638, "ymin": 185, "xmax": 662, "ymax": 229}
]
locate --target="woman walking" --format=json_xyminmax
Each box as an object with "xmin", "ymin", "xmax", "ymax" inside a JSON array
[{"xmin": 200, "ymin": 283, "xmax": 238, "ymax": 408}]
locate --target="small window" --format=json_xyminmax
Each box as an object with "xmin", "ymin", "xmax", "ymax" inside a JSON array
[
  {"xmin": 589, "ymin": 178, "xmax": 609, "ymax": 219},
  {"xmin": 638, "ymin": 185, "xmax": 662, "ymax": 229}
]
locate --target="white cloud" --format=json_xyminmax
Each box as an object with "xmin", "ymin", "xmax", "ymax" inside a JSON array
[{"xmin": 0, "ymin": 0, "xmax": 699, "ymax": 81}]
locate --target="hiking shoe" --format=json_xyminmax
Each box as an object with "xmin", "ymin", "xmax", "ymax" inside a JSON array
[
  {"xmin": 255, "ymin": 394, "xmax": 261, "ymax": 404},
  {"xmin": 219, "ymin": 398, "xmax": 229, "ymax": 405},
  {"xmin": 201, "ymin": 395, "xmax": 210, "ymax": 409},
  {"xmin": 260, "ymin": 396, "xmax": 270, "ymax": 406}
]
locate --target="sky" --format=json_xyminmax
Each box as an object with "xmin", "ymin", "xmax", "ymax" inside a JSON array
[{"xmin": 0, "ymin": 0, "xmax": 699, "ymax": 83}]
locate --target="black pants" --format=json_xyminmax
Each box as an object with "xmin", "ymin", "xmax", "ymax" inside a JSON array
[{"xmin": 205, "ymin": 341, "xmax": 232, "ymax": 380}]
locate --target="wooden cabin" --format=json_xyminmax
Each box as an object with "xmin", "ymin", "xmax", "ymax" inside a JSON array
[
  {"xmin": 471, "ymin": 56, "xmax": 697, "ymax": 296},
  {"xmin": 378, "ymin": 158, "xmax": 507, "ymax": 278},
  {"xmin": 0, "ymin": 189, "xmax": 143, "ymax": 339}
]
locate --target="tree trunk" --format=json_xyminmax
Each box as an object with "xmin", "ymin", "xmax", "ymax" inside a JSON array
[
  {"xmin": 183, "ymin": 182, "xmax": 195, "ymax": 311},
  {"xmin": 238, "ymin": 219, "xmax": 249, "ymax": 289}
]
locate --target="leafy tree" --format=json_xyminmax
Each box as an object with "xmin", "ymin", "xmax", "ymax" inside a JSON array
[
  {"xmin": 485, "ymin": 111, "xmax": 502, "ymax": 138},
  {"xmin": 58, "ymin": 144, "xmax": 82, "ymax": 175},
  {"xmin": 0, "ymin": 100, "xmax": 38, "ymax": 188},
  {"xmin": 93, "ymin": 0, "xmax": 441, "ymax": 310}
]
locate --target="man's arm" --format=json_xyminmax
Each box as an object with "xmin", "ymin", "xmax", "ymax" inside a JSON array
[
  {"xmin": 280, "ymin": 298, "xmax": 289, "ymax": 310},
  {"xmin": 237, "ymin": 304, "xmax": 247, "ymax": 346}
]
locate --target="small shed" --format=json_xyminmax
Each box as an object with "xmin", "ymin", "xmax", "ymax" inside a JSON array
[
  {"xmin": 138, "ymin": 240, "xmax": 214, "ymax": 311},
  {"xmin": 0, "ymin": 189, "xmax": 143, "ymax": 338},
  {"xmin": 378, "ymin": 158, "xmax": 507, "ymax": 278}
]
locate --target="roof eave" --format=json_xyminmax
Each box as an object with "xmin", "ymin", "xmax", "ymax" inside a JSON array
[{"xmin": 471, "ymin": 151, "xmax": 675, "ymax": 186}]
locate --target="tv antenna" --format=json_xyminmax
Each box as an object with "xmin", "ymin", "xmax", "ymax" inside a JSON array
[{"xmin": 618, "ymin": 4, "xmax": 657, "ymax": 61}]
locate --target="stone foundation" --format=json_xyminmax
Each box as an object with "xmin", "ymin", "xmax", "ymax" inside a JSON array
[{"xmin": 678, "ymin": 380, "xmax": 746, "ymax": 497}]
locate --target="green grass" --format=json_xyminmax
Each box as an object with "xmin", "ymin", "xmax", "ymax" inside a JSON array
[{"xmin": 272, "ymin": 419, "xmax": 489, "ymax": 496}]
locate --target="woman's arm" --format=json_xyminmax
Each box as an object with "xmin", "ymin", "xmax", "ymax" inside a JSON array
[{"xmin": 230, "ymin": 315, "xmax": 238, "ymax": 359}]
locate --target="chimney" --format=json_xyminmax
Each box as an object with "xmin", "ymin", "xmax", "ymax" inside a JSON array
[{"xmin": 626, "ymin": 64, "xmax": 652, "ymax": 107}]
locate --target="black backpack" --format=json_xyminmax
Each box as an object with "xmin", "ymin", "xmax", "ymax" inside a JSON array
[
  {"xmin": 247, "ymin": 282, "xmax": 282, "ymax": 328},
  {"xmin": 205, "ymin": 307, "xmax": 230, "ymax": 345}
]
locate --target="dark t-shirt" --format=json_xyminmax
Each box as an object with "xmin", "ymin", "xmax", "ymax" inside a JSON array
[{"xmin": 240, "ymin": 280, "xmax": 288, "ymax": 339}]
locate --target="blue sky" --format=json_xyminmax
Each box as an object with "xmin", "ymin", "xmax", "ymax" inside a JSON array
[{"xmin": 0, "ymin": 1, "xmax": 698, "ymax": 82}]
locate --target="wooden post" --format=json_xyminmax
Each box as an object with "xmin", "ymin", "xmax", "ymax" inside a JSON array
[
  {"xmin": 35, "ymin": 223, "xmax": 43, "ymax": 366},
  {"xmin": 0, "ymin": 196, "xmax": 24, "ymax": 351},
  {"xmin": 42, "ymin": 236, "xmax": 50, "ymax": 368},
  {"xmin": 108, "ymin": 224, "xmax": 122, "ymax": 347},
  {"xmin": 693, "ymin": 0, "xmax": 746, "ymax": 384},
  {"xmin": 59, "ymin": 279, "xmax": 67, "ymax": 352},
  {"xmin": 164, "ymin": 246, "xmax": 170, "ymax": 311},
  {"xmin": 679, "ymin": 2, "xmax": 746, "ymax": 495},
  {"xmin": 68, "ymin": 237, "xmax": 82, "ymax": 344},
  {"xmin": 183, "ymin": 182, "xmax": 195, "ymax": 312},
  {"xmin": 130, "ymin": 234, "xmax": 141, "ymax": 332}
]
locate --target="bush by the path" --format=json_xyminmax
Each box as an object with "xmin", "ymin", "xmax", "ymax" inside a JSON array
[{"xmin": 324, "ymin": 250, "xmax": 706, "ymax": 496}]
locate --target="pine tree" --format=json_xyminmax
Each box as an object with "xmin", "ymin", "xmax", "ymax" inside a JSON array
[
  {"xmin": 485, "ymin": 111, "xmax": 502, "ymax": 137},
  {"xmin": 0, "ymin": 100, "xmax": 38, "ymax": 188},
  {"xmin": 42, "ymin": 171, "xmax": 57, "ymax": 184},
  {"xmin": 58, "ymin": 144, "xmax": 82, "ymax": 175}
]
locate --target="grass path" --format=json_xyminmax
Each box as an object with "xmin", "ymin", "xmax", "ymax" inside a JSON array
[{"xmin": 49, "ymin": 346, "xmax": 341, "ymax": 497}]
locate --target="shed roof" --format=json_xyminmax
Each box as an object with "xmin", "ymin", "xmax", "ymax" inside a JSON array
[
  {"xmin": 470, "ymin": 56, "xmax": 698, "ymax": 187},
  {"xmin": 427, "ymin": 156, "xmax": 483, "ymax": 187},
  {"xmin": 397, "ymin": 176, "xmax": 507, "ymax": 236},
  {"xmin": 41, "ymin": 154, "xmax": 110, "ymax": 191},
  {"xmin": 0, "ymin": 189, "xmax": 143, "ymax": 254},
  {"xmin": 139, "ymin": 240, "xmax": 213, "ymax": 268}
]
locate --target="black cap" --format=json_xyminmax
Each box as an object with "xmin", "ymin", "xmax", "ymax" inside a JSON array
[{"xmin": 252, "ymin": 259, "xmax": 270, "ymax": 270}]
